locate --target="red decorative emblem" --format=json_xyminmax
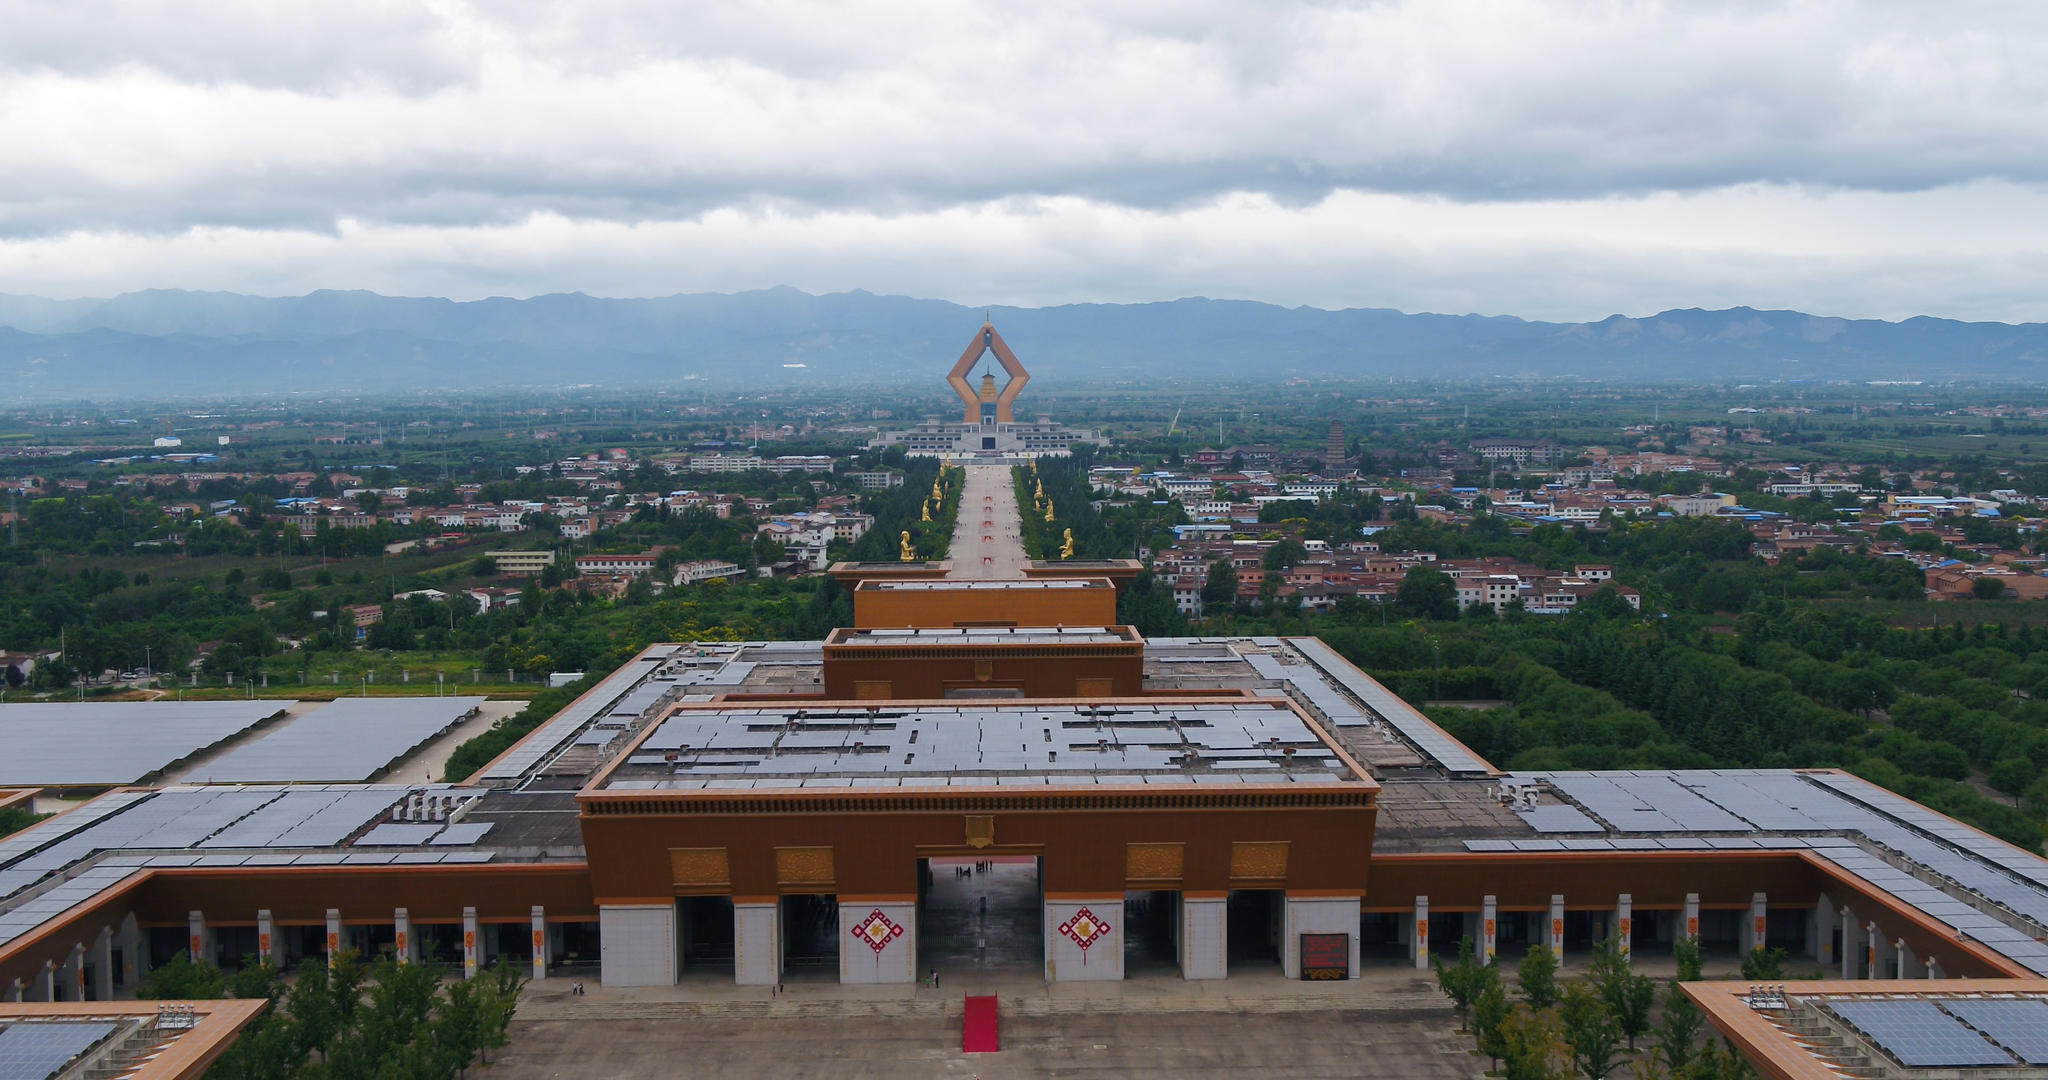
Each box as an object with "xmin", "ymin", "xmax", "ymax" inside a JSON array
[
  {"xmin": 851, "ymin": 909, "xmax": 904, "ymax": 954},
  {"xmin": 1058, "ymin": 907, "xmax": 1111, "ymax": 963}
]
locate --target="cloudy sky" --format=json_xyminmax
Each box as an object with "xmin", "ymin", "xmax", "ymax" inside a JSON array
[{"xmin": 2, "ymin": 0, "xmax": 2047, "ymax": 322}]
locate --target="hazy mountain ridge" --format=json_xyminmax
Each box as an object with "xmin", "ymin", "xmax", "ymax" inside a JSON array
[{"xmin": 0, "ymin": 288, "xmax": 2042, "ymax": 399}]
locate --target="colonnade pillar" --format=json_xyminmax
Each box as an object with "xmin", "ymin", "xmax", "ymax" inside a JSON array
[
  {"xmin": 1615, "ymin": 894, "xmax": 1632, "ymax": 963},
  {"xmin": 60, "ymin": 943, "xmax": 84, "ymax": 1001},
  {"xmin": 187, "ymin": 910, "xmax": 207, "ymax": 965},
  {"xmin": 1546, "ymin": 895, "xmax": 1564, "ymax": 960},
  {"xmin": 118, "ymin": 913, "xmax": 143, "ymax": 986},
  {"xmin": 92, "ymin": 928, "xmax": 113, "ymax": 1000},
  {"xmin": 1179, "ymin": 896, "xmax": 1226, "ymax": 980},
  {"xmin": 531, "ymin": 907, "xmax": 548, "ymax": 981},
  {"xmin": 256, "ymin": 909, "xmax": 277, "ymax": 969},
  {"xmin": 735, "ymin": 901, "xmax": 781, "ymax": 986},
  {"xmin": 326, "ymin": 909, "xmax": 342, "ymax": 969},
  {"xmin": 1840, "ymin": 908, "xmax": 1859, "ymax": 979},
  {"xmin": 1812, "ymin": 896, "xmax": 1836, "ymax": 965},
  {"xmin": 393, "ymin": 908, "xmax": 413, "ymax": 965},
  {"xmin": 462, "ymin": 907, "xmax": 479, "ymax": 979},
  {"xmin": 1746, "ymin": 893, "xmax": 1768, "ymax": 953},
  {"xmin": 1481, "ymin": 895, "xmax": 1498, "ymax": 962},
  {"xmin": 1683, "ymin": 894, "xmax": 1700, "ymax": 942},
  {"xmin": 1895, "ymin": 938, "xmax": 1912, "ymax": 979},
  {"xmin": 1413, "ymin": 896, "xmax": 1430, "ymax": 969}
]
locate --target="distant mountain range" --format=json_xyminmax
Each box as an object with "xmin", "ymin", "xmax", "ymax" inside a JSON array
[{"xmin": 0, "ymin": 287, "xmax": 2043, "ymax": 400}]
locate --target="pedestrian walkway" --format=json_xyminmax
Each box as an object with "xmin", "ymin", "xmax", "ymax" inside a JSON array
[{"xmin": 947, "ymin": 464, "xmax": 1029, "ymax": 579}]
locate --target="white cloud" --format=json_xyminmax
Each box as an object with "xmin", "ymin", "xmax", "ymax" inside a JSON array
[{"xmin": 1, "ymin": 1, "xmax": 2047, "ymax": 320}]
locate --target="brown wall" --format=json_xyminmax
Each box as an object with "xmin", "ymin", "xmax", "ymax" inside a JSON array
[
  {"xmin": 579, "ymin": 799, "xmax": 1376, "ymax": 902},
  {"xmin": 820, "ymin": 651, "xmax": 1142, "ymax": 699},
  {"xmin": 852, "ymin": 585, "xmax": 1117, "ymax": 628}
]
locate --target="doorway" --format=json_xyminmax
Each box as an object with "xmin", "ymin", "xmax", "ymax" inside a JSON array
[
  {"xmin": 781, "ymin": 895, "xmax": 840, "ymax": 980},
  {"xmin": 1124, "ymin": 890, "xmax": 1180, "ymax": 976},
  {"xmin": 918, "ymin": 856, "xmax": 1043, "ymax": 976},
  {"xmin": 1227, "ymin": 890, "xmax": 1283, "ymax": 973}
]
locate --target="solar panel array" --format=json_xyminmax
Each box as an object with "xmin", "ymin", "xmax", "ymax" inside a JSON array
[
  {"xmin": 479, "ymin": 646, "xmax": 678, "ymax": 780},
  {"xmin": 0, "ymin": 701, "xmax": 289, "ymax": 785},
  {"xmin": 1284, "ymin": 638, "xmax": 1495, "ymax": 775},
  {"xmin": 1478, "ymin": 768, "xmax": 2048, "ymax": 977},
  {"xmin": 0, "ymin": 1021, "xmax": 117, "ymax": 1079},
  {"xmin": 186, "ymin": 697, "xmax": 486, "ymax": 783},
  {"xmin": 1828, "ymin": 998, "xmax": 2015, "ymax": 1067},
  {"xmin": 609, "ymin": 702, "xmax": 1360, "ymax": 789},
  {"xmin": 1939, "ymin": 999, "xmax": 2048, "ymax": 1064}
]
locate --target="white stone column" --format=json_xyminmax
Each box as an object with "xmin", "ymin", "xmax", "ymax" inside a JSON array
[
  {"xmin": 256, "ymin": 909, "xmax": 277, "ymax": 969},
  {"xmin": 1895, "ymin": 939, "xmax": 1911, "ymax": 979},
  {"xmin": 597, "ymin": 903, "xmax": 677, "ymax": 986},
  {"xmin": 1926, "ymin": 956, "xmax": 1943, "ymax": 980},
  {"xmin": 1180, "ymin": 896, "xmax": 1227, "ymax": 980},
  {"xmin": 1840, "ymin": 908, "xmax": 1858, "ymax": 979},
  {"xmin": 92, "ymin": 928, "xmax": 113, "ymax": 1001},
  {"xmin": 393, "ymin": 908, "xmax": 412, "ymax": 966},
  {"xmin": 1812, "ymin": 898, "xmax": 1836, "ymax": 964},
  {"xmin": 35, "ymin": 960, "xmax": 54, "ymax": 1002},
  {"xmin": 1547, "ymin": 895, "xmax": 1565, "ymax": 960},
  {"xmin": 1615, "ymin": 894, "xmax": 1633, "ymax": 964},
  {"xmin": 1683, "ymin": 894, "xmax": 1700, "ymax": 943},
  {"xmin": 735, "ymin": 901, "xmax": 781, "ymax": 986},
  {"xmin": 62, "ymin": 943, "xmax": 84, "ymax": 1001},
  {"xmin": 118, "ymin": 913, "xmax": 143, "ymax": 987},
  {"xmin": 462, "ymin": 907, "xmax": 479, "ymax": 980},
  {"xmin": 1866, "ymin": 922, "xmax": 1886, "ymax": 980},
  {"xmin": 1043, "ymin": 898, "xmax": 1123, "ymax": 982},
  {"xmin": 187, "ymin": 910, "xmax": 207, "ymax": 965},
  {"xmin": 1413, "ymin": 896, "xmax": 1430, "ymax": 970},
  {"xmin": 840, "ymin": 901, "xmax": 917, "ymax": 984},
  {"xmin": 326, "ymin": 909, "xmax": 342, "ymax": 969},
  {"xmin": 5, "ymin": 978, "xmax": 19, "ymax": 1002},
  {"xmin": 1748, "ymin": 892, "xmax": 1768, "ymax": 953},
  {"xmin": 1284, "ymin": 896, "xmax": 1361, "ymax": 980},
  {"xmin": 531, "ymin": 906, "xmax": 548, "ymax": 981},
  {"xmin": 1481, "ymin": 895, "xmax": 1498, "ymax": 962}
]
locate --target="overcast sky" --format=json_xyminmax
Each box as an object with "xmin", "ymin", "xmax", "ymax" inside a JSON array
[{"xmin": 3, "ymin": 0, "xmax": 2048, "ymax": 322}]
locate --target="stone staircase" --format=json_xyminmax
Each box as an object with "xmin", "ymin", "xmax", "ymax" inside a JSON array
[{"xmin": 1765, "ymin": 1007, "xmax": 1884, "ymax": 1079}]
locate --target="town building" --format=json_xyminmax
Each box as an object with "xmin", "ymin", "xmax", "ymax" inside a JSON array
[{"xmin": 486, "ymin": 550, "xmax": 557, "ymax": 577}]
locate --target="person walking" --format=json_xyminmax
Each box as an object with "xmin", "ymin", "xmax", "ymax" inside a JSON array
[{"xmin": 930, "ymin": 968, "xmax": 940, "ymax": 989}]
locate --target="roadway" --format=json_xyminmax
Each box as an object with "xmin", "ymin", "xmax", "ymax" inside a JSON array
[{"xmin": 947, "ymin": 464, "xmax": 1030, "ymax": 580}]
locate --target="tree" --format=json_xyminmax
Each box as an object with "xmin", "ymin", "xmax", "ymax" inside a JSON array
[
  {"xmin": 1497, "ymin": 1004, "xmax": 1572, "ymax": 1080},
  {"xmin": 1434, "ymin": 935, "xmax": 1488, "ymax": 1030},
  {"xmin": 1200, "ymin": 558, "xmax": 1238, "ymax": 609},
  {"xmin": 1474, "ymin": 973, "xmax": 1512, "ymax": 1070},
  {"xmin": 1560, "ymin": 979, "xmax": 1622, "ymax": 1079},
  {"xmin": 1396, "ymin": 565, "xmax": 1459, "ymax": 620},
  {"xmin": 1653, "ymin": 980, "xmax": 1705, "ymax": 1074},
  {"xmin": 1974, "ymin": 576, "xmax": 2007, "ymax": 600},
  {"xmin": 136, "ymin": 950, "xmax": 226, "ymax": 1000},
  {"xmin": 1588, "ymin": 936, "xmax": 1655, "ymax": 1050},
  {"xmin": 1263, "ymin": 539, "xmax": 1308, "ymax": 571},
  {"xmin": 1990, "ymin": 756, "xmax": 2035, "ymax": 802},
  {"xmin": 1518, "ymin": 942, "xmax": 1559, "ymax": 1009},
  {"xmin": 1740, "ymin": 945, "xmax": 1787, "ymax": 981},
  {"xmin": 355, "ymin": 491, "xmax": 384, "ymax": 516}
]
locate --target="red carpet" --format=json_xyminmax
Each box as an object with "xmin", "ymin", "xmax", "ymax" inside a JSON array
[{"xmin": 963, "ymin": 994, "xmax": 999, "ymax": 1053}]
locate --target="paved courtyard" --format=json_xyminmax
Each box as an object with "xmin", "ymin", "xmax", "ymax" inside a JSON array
[{"xmin": 489, "ymin": 1007, "xmax": 1484, "ymax": 1079}]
